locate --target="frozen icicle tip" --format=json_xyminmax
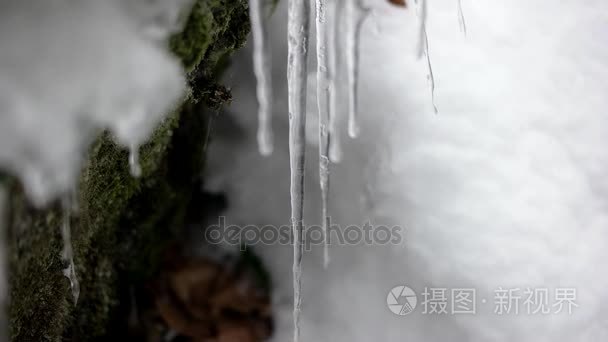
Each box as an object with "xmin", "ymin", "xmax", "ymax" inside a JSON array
[
  {"xmin": 329, "ymin": 143, "xmax": 342, "ymax": 163},
  {"xmin": 259, "ymin": 144, "xmax": 274, "ymax": 157},
  {"xmin": 348, "ymin": 121, "xmax": 361, "ymax": 139},
  {"xmin": 257, "ymin": 132, "xmax": 274, "ymax": 157},
  {"xmin": 130, "ymin": 160, "xmax": 142, "ymax": 178},
  {"xmin": 63, "ymin": 264, "xmax": 80, "ymax": 305},
  {"xmin": 129, "ymin": 146, "xmax": 142, "ymax": 178},
  {"xmin": 61, "ymin": 197, "xmax": 80, "ymax": 305}
]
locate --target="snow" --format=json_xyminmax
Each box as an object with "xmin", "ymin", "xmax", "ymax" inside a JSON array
[
  {"xmin": 0, "ymin": 0, "xmax": 188, "ymax": 206},
  {"xmin": 210, "ymin": 0, "xmax": 608, "ymax": 341},
  {"xmin": 286, "ymin": 0, "xmax": 311, "ymax": 341}
]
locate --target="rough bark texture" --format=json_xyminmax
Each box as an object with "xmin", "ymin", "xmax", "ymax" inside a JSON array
[{"xmin": 6, "ymin": 1, "xmax": 250, "ymax": 340}]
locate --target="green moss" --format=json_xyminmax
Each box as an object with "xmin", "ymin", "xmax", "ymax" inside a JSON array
[
  {"xmin": 170, "ymin": 1, "xmax": 215, "ymax": 72},
  {"xmin": 7, "ymin": 0, "xmax": 251, "ymax": 340},
  {"xmin": 171, "ymin": 0, "xmax": 250, "ymax": 73},
  {"xmin": 187, "ymin": 0, "xmax": 250, "ymax": 107}
]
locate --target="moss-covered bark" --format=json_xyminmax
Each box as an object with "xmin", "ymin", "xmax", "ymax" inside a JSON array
[{"xmin": 6, "ymin": 1, "xmax": 250, "ymax": 340}]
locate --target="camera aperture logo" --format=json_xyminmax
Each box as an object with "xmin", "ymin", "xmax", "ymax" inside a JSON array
[{"xmin": 387, "ymin": 285, "xmax": 417, "ymax": 316}]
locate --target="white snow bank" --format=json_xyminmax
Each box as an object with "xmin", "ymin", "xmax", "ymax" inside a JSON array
[{"xmin": 0, "ymin": 0, "xmax": 191, "ymax": 206}]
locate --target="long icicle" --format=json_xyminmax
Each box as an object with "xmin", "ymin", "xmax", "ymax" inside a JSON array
[
  {"xmin": 328, "ymin": 0, "xmax": 342, "ymax": 163},
  {"xmin": 287, "ymin": 0, "xmax": 310, "ymax": 341},
  {"xmin": 315, "ymin": 0, "xmax": 331, "ymax": 268},
  {"xmin": 417, "ymin": 0, "xmax": 438, "ymax": 113},
  {"xmin": 345, "ymin": 0, "xmax": 370, "ymax": 138},
  {"xmin": 250, "ymin": 0, "xmax": 274, "ymax": 156},
  {"xmin": 62, "ymin": 195, "xmax": 80, "ymax": 305}
]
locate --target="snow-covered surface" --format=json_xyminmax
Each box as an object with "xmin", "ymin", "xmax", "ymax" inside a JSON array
[
  {"xmin": 0, "ymin": 0, "xmax": 189, "ymax": 206},
  {"xmin": 209, "ymin": 0, "xmax": 608, "ymax": 341}
]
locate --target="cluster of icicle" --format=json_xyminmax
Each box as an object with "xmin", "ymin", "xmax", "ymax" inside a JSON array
[
  {"xmin": 248, "ymin": 0, "xmax": 465, "ymax": 340},
  {"xmin": 249, "ymin": 0, "xmax": 394, "ymax": 341},
  {"xmin": 249, "ymin": 1, "xmax": 370, "ymax": 339},
  {"xmin": 0, "ymin": 0, "xmax": 196, "ymax": 317}
]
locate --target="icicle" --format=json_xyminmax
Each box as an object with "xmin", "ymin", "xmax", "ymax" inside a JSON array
[
  {"xmin": 320, "ymin": 155, "xmax": 330, "ymax": 268},
  {"xmin": 287, "ymin": 0, "xmax": 310, "ymax": 340},
  {"xmin": 315, "ymin": 0, "xmax": 331, "ymax": 268},
  {"xmin": 328, "ymin": 0, "xmax": 342, "ymax": 163},
  {"xmin": 423, "ymin": 28, "xmax": 438, "ymax": 114},
  {"xmin": 129, "ymin": 144, "xmax": 142, "ymax": 178},
  {"xmin": 417, "ymin": 0, "xmax": 438, "ymax": 114},
  {"xmin": 250, "ymin": 0, "xmax": 274, "ymax": 156},
  {"xmin": 345, "ymin": 0, "xmax": 370, "ymax": 139},
  {"xmin": 328, "ymin": 121, "xmax": 342, "ymax": 163},
  {"xmin": 61, "ymin": 196, "xmax": 80, "ymax": 305},
  {"xmin": 457, "ymin": 0, "xmax": 467, "ymax": 35}
]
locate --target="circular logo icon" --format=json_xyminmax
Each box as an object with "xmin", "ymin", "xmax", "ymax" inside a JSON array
[{"xmin": 387, "ymin": 285, "xmax": 417, "ymax": 315}]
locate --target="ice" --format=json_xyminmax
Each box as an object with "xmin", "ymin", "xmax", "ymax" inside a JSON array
[
  {"xmin": 422, "ymin": 27, "xmax": 438, "ymax": 114},
  {"xmin": 319, "ymin": 155, "xmax": 331, "ymax": 267},
  {"xmin": 287, "ymin": 0, "xmax": 311, "ymax": 340},
  {"xmin": 345, "ymin": 0, "xmax": 370, "ymax": 138},
  {"xmin": 61, "ymin": 196, "xmax": 80, "ymax": 305},
  {"xmin": 129, "ymin": 145, "xmax": 142, "ymax": 178},
  {"xmin": 417, "ymin": 0, "xmax": 438, "ymax": 113},
  {"xmin": 0, "ymin": 0, "xmax": 188, "ymax": 206},
  {"xmin": 457, "ymin": 0, "xmax": 467, "ymax": 35},
  {"xmin": 315, "ymin": 0, "xmax": 332, "ymax": 267},
  {"xmin": 328, "ymin": 0, "xmax": 343, "ymax": 163},
  {"xmin": 250, "ymin": 0, "xmax": 275, "ymax": 156}
]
